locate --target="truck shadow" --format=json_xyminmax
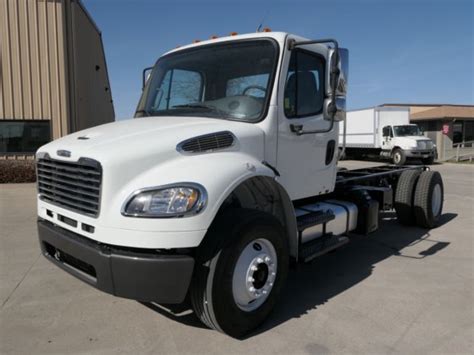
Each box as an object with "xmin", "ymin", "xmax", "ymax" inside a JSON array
[{"xmin": 142, "ymin": 212, "xmax": 457, "ymax": 338}]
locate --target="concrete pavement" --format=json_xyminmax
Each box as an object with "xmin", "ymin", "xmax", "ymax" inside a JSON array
[{"xmin": 0, "ymin": 162, "xmax": 473, "ymax": 354}]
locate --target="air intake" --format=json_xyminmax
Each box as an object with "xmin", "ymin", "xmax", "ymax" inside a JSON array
[{"xmin": 178, "ymin": 131, "xmax": 235, "ymax": 153}]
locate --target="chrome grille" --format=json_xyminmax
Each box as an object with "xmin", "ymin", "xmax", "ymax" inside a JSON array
[
  {"xmin": 37, "ymin": 156, "xmax": 102, "ymax": 217},
  {"xmin": 178, "ymin": 131, "xmax": 235, "ymax": 153},
  {"xmin": 417, "ymin": 141, "xmax": 433, "ymax": 150}
]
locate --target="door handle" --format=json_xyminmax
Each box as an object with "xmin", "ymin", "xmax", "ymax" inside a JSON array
[{"xmin": 290, "ymin": 124, "xmax": 304, "ymax": 135}]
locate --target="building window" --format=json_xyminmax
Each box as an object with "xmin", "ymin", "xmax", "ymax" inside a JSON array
[{"xmin": 0, "ymin": 120, "xmax": 51, "ymax": 154}]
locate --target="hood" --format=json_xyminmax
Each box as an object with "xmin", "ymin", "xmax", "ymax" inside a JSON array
[
  {"xmin": 396, "ymin": 136, "xmax": 432, "ymax": 142},
  {"xmin": 394, "ymin": 136, "xmax": 434, "ymax": 149},
  {"xmin": 38, "ymin": 115, "xmax": 265, "ymax": 171}
]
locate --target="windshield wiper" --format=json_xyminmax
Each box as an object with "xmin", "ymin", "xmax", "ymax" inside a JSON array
[
  {"xmin": 172, "ymin": 103, "xmax": 216, "ymax": 110},
  {"xmin": 171, "ymin": 103, "xmax": 228, "ymax": 118}
]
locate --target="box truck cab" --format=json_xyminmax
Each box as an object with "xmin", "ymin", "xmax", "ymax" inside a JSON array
[
  {"xmin": 35, "ymin": 32, "xmax": 444, "ymax": 337},
  {"xmin": 342, "ymin": 107, "xmax": 436, "ymax": 165}
]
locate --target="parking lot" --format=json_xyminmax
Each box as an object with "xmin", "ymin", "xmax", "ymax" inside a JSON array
[{"xmin": 1, "ymin": 161, "xmax": 473, "ymax": 354}]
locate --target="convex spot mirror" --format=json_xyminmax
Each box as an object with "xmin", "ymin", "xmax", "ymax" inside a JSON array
[{"xmin": 142, "ymin": 66, "xmax": 153, "ymax": 90}]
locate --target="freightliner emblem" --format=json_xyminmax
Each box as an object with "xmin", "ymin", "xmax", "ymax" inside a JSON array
[{"xmin": 57, "ymin": 150, "xmax": 71, "ymax": 158}]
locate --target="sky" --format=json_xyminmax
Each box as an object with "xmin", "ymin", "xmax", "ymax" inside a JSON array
[{"xmin": 83, "ymin": 0, "xmax": 474, "ymax": 120}]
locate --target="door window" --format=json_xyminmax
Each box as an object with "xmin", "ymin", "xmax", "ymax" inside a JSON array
[{"xmin": 284, "ymin": 50, "xmax": 325, "ymax": 118}]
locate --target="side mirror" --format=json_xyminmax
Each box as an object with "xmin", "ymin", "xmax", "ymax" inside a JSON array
[
  {"xmin": 142, "ymin": 66, "xmax": 153, "ymax": 90},
  {"xmin": 324, "ymin": 48, "xmax": 349, "ymax": 122}
]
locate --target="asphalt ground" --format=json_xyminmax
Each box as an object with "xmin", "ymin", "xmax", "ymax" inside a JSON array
[{"xmin": 0, "ymin": 161, "xmax": 472, "ymax": 354}]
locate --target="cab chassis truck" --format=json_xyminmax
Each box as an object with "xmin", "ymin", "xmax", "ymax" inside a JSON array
[{"xmin": 36, "ymin": 32, "xmax": 444, "ymax": 337}]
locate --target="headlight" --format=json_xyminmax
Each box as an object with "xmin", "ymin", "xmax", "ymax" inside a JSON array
[{"xmin": 122, "ymin": 183, "xmax": 207, "ymax": 217}]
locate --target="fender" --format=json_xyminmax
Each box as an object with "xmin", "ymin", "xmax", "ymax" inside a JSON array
[{"xmin": 97, "ymin": 152, "xmax": 295, "ymax": 247}]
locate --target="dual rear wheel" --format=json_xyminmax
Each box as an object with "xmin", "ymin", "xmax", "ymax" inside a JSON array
[{"xmin": 395, "ymin": 170, "xmax": 444, "ymax": 228}]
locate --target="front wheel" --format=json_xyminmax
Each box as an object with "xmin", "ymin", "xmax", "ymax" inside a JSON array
[
  {"xmin": 392, "ymin": 148, "xmax": 406, "ymax": 165},
  {"xmin": 190, "ymin": 209, "xmax": 289, "ymax": 338}
]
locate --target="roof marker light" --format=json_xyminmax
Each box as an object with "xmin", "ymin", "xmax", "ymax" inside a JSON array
[
  {"xmin": 263, "ymin": 27, "xmax": 272, "ymax": 32},
  {"xmin": 193, "ymin": 39, "xmax": 201, "ymax": 43},
  {"xmin": 230, "ymin": 32, "xmax": 238, "ymax": 36},
  {"xmin": 210, "ymin": 35, "xmax": 218, "ymax": 39}
]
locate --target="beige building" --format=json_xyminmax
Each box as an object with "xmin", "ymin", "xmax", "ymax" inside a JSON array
[
  {"xmin": 0, "ymin": 0, "xmax": 114, "ymax": 159},
  {"xmin": 383, "ymin": 104, "xmax": 474, "ymax": 160}
]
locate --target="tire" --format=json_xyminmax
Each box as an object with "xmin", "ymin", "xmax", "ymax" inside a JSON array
[
  {"xmin": 414, "ymin": 171, "xmax": 444, "ymax": 228},
  {"xmin": 392, "ymin": 148, "xmax": 406, "ymax": 165},
  {"xmin": 190, "ymin": 209, "xmax": 289, "ymax": 338},
  {"xmin": 422, "ymin": 156, "xmax": 435, "ymax": 165},
  {"xmin": 394, "ymin": 169, "xmax": 421, "ymax": 225}
]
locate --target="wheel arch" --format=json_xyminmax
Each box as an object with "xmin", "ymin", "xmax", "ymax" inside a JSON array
[{"xmin": 203, "ymin": 175, "xmax": 298, "ymax": 258}]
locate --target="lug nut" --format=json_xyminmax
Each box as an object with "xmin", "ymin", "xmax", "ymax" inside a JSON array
[
  {"xmin": 257, "ymin": 258, "xmax": 263, "ymax": 263},
  {"xmin": 247, "ymin": 276, "xmax": 254, "ymax": 282},
  {"xmin": 251, "ymin": 265, "xmax": 258, "ymax": 271},
  {"xmin": 265, "ymin": 256, "xmax": 271, "ymax": 263}
]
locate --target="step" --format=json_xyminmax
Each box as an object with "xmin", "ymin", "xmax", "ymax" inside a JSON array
[
  {"xmin": 297, "ymin": 210, "xmax": 335, "ymax": 232},
  {"xmin": 299, "ymin": 234, "xmax": 349, "ymax": 263}
]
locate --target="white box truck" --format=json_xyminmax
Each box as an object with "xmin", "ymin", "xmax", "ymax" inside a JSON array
[
  {"xmin": 35, "ymin": 32, "xmax": 445, "ymax": 337},
  {"xmin": 341, "ymin": 107, "xmax": 436, "ymax": 165}
]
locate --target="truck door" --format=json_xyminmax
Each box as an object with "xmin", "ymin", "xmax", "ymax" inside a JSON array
[
  {"xmin": 276, "ymin": 44, "xmax": 338, "ymax": 200},
  {"xmin": 382, "ymin": 126, "xmax": 394, "ymax": 150}
]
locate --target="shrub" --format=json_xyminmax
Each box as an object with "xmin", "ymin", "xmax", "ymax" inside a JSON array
[{"xmin": 0, "ymin": 160, "xmax": 36, "ymax": 183}]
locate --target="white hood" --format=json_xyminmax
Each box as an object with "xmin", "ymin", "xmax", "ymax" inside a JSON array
[{"xmin": 38, "ymin": 116, "xmax": 265, "ymax": 163}]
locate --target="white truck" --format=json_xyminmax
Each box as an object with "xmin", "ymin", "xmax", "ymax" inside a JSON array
[
  {"xmin": 36, "ymin": 32, "xmax": 444, "ymax": 337},
  {"xmin": 340, "ymin": 106, "xmax": 436, "ymax": 165}
]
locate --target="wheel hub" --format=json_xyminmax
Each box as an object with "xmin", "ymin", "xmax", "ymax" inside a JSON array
[{"xmin": 232, "ymin": 239, "xmax": 277, "ymax": 311}]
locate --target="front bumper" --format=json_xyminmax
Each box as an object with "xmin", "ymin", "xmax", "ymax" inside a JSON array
[
  {"xmin": 38, "ymin": 219, "xmax": 194, "ymax": 303},
  {"xmin": 404, "ymin": 149, "xmax": 435, "ymax": 158}
]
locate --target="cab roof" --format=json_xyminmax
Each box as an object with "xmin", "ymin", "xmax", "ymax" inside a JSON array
[{"xmin": 163, "ymin": 32, "xmax": 301, "ymax": 56}]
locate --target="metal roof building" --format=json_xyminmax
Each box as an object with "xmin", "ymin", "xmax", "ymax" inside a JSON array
[{"xmin": 0, "ymin": 0, "xmax": 114, "ymax": 159}]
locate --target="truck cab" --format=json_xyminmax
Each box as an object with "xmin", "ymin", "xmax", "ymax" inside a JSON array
[{"xmin": 35, "ymin": 32, "xmax": 444, "ymax": 337}]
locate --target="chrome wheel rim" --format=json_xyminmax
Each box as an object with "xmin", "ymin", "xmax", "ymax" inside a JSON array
[
  {"xmin": 431, "ymin": 183, "xmax": 442, "ymax": 216},
  {"xmin": 232, "ymin": 238, "xmax": 277, "ymax": 312}
]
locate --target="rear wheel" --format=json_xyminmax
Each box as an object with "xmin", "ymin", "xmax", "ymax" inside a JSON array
[
  {"xmin": 414, "ymin": 171, "xmax": 444, "ymax": 228},
  {"xmin": 392, "ymin": 148, "xmax": 406, "ymax": 165},
  {"xmin": 394, "ymin": 169, "xmax": 421, "ymax": 225},
  {"xmin": 190, "ymin": 209, "xmax": 289, "ymax": 338}
]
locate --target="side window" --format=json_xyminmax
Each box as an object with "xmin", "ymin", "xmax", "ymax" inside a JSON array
[
  {"xmin": 226, "ymin": 74, "xmax": 270, "ymax": 98},
  {"xmin": 284, "ymin": 50, "xmax": 325, "ymax": 118},
  {"xmin": 152, "ymin": 69, "xmax": 202, "ymax": 110},
  {"xmin": 383, "ymin": 126, "xmax": 395, "ymax": 137}
]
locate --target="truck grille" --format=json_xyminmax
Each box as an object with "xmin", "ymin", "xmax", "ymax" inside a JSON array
[
  {"xmin": 417, "ymin": 141, "xmax": 433, "ymax": 150},
  {"xmin": 37, "ymin": 156, "xmax": 102, "ymax": 217}
]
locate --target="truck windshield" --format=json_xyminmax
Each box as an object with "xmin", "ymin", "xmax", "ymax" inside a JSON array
[
  {"xmin": 136, "ymin": 40, "xmax": 278, "ymax": 122},
  {"xmin": 393, "ymin": 125, "xmax": 422, "ymax": 137}
]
